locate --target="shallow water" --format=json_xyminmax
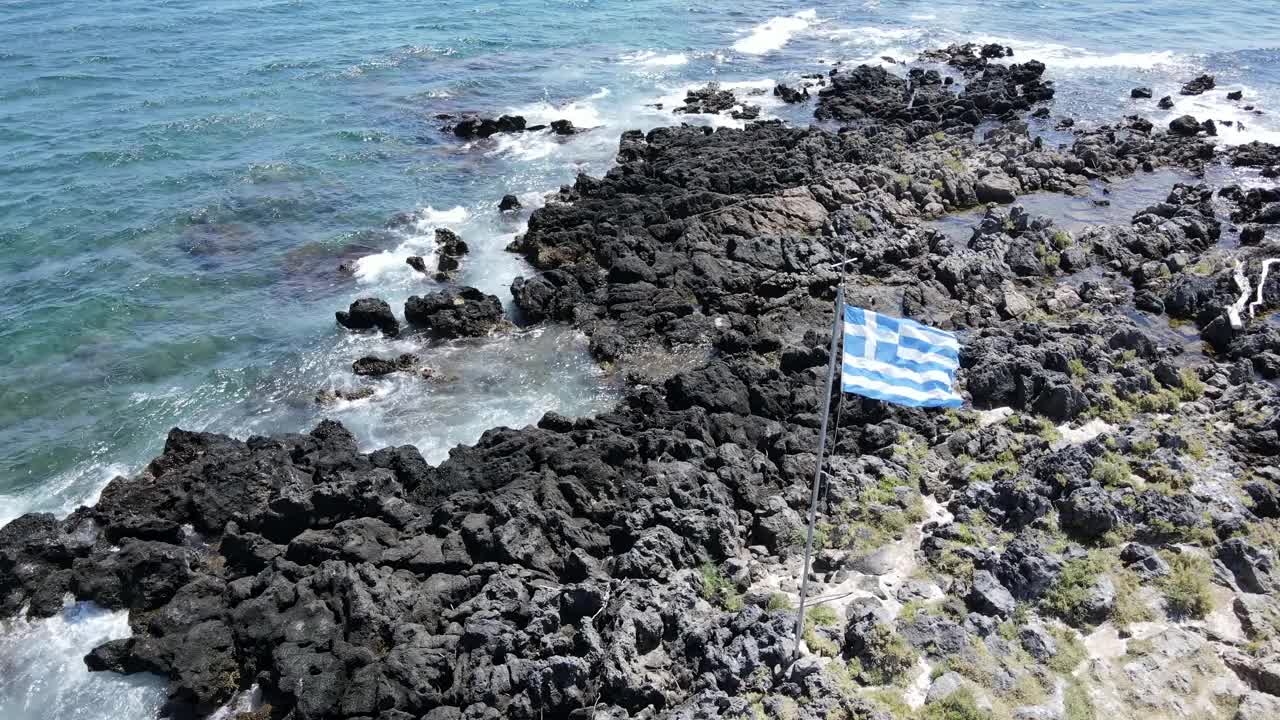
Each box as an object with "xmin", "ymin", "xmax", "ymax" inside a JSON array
[
  {"xmin": 2, "ymin": 0, "xmax": 1280, "ymax": 716},
  {"xmin": 928, "ymin": 167, "xmax": 1202, "ymax": 244}
]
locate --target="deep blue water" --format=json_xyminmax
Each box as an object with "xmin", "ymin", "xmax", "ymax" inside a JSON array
[{"xmin": 1, "ymin": 0, "xmax": 1278, "ymax": 717}]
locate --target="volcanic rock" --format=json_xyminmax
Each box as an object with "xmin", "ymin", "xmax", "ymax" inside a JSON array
[
  {"xmin": 352, "ymin": 353, "xmax": 419, "ymax": 377},
  {"xmin": 451, "ymin": 114, "xmax": 527, "ymax": 139},
  {"xmin": 773, "ymin": 84, "xmax": 810, "ymax": 104},
  {"xmin": 1180, "ymin": 74, "xmax": 1215, "ymax": 95},
  {"xmin": 673, "ymin": 83, "xmax": 738, "ymax": 115},
  {"xmin": 404, "ymin": 287, "xmax": 504, "ymax": 338},
  {"xmin": 336, "ymin": 297, "xmax": 400, "ymax": 336},
  {"xmin": 1169, "ymin": 115, "xmax": 1202, "ymax": 136}
]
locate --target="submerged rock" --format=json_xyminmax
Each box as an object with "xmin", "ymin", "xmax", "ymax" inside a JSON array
[
  {"xmin": 315, "ymin": 387, "xmax": 376, "ymax": 404},
  {"xmin": 352, "ymin": 353, "xmax": 419, "ymax": 377}
]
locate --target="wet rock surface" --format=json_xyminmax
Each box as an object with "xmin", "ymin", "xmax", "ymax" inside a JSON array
[
  {"xmin": 671, "ymin": 82, "xmax": 741, "ymax": 115},
  {"xmin": 336, "ymin": 297, "xmax": 400, "ymax": 337},
  {"xmin": 450, "ymin": 114, "xmax": 528, "ymax": 139},
  {"xmin": 352, "ymin": 353, "xmax": 419, "ymax": 377},
  {"xmin": 5, "ymin": 46, "xmax": 1280, "ymax": 720},
  {"xmin": 433, "ymin": 228, "xmax": 470, "ymax": 278},
  {"xmin": 404, "ymin": 287, "xmax": 505, "ymax": 338},
  {"xmin": 1180, "ymin": 73, "xmax": 1216, "ymax": 96}
]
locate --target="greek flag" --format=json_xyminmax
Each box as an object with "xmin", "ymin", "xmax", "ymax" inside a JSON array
[{"xmin": 841, "ymin": 306, "xmax": 963, "ymax": 408}]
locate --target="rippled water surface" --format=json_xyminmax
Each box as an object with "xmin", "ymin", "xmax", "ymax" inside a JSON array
[{"xmin": 1, "ymin": 0, "xmax": 1279, "ymax": 716}]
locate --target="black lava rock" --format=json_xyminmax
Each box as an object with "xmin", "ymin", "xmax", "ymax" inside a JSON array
[
  {"xmin": 451, "ymin": 114, "xmax": 527, "ymax": 139},
  {"xmin": 404, "ymin": 286, "xmax": 504, "ymax": 338},
  {"xmin": 1169, "ymin": 115, "xmax": 1202, "ymax": 136},
  {"xmin": 1180, "ymin": 74, "xmax": 1216, "ymax": 96},
  {"xmin": 336, "ymin": 297, "xmax": 400, "ymax": 337},
  {"xmin": 550, "ymin": 119, "xmax": 577, "ymax": 135},
  {"xmin": 352, "ymin": 353, "xmax": 418, "ymax": 377},
  {"xmin": 773, "ymin": 84, "xmax": 810, "ymax": 104}
]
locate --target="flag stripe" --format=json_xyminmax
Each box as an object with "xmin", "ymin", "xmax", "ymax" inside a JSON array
[
  {"xmin": 898, "ymin": 321, "xmax": 960, "ymax": 351},
  {"xmin": 897, "ymin": 334, "xmax": 960, "ymax": 361},
  {"xmin": 840, "ymin": 305, "xmax": 962, "ymax": 408},
  {"xmin": 843, "ymin": 335, "xmax": 953, "ymax": 376},
  {"xmin": 843, "ymin": 357, "xmax": 954, "ymax": 389},
  {"xmin": 841, "ymin": 371, "xmax": 965, "ymax": 407}
]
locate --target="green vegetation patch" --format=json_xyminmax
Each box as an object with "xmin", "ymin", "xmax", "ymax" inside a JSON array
[
  {"xmin": 699, "ymin": 562, "xmax": 744, "ymax": 611},
  {"xmin": 1161, "ymin": 552, "xmax": 1214, "ymax": 619},
  {"xmin": 919, "ymin": 687, "xmax": 985, "ymax": 720}
]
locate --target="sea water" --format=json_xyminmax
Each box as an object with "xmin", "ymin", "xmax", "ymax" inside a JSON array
[{"xmin": 1, "ymin": 0, "xmax": 1278, "ymax": 716}]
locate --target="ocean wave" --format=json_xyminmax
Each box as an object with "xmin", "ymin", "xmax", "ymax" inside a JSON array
[
  {"xmin": 976, "ymin": 38, "xmax": 1183, "ymax": 70},
  {"xmin": 619, "ymin": 50, "xmax": 690, "ymax": 67},
  {"xmin": 485, "ymin": 131, "xmax": 561, "ymax": 162},
  {"xmin": 0, "ymin": 461, "xmax": 131, "ymax": 530},
  {"xmin": 0, "ymin": 602, "xmax": 164, "ymax": 719},
  {"xmin": 508, "ymin": 87, "xmax": 610, "ymax": 128},
  {"xmin": 733, "ymin": 9, "xmax": 819, "ymax": 55},
  {"xmin": 648, "ymin": 78, "xmax": 784, "ymax": 131},
  {"xmin": 352, "ymin": 205, "xmax": 468, "ymax": 284},
  {"xmin": 835, "ymin": 47, "xmax": 916, "ymax": 68},
  {"xmin": 474, "ymin": 89, "xmax": 612, "ymax": 162},
  {"xmin": 1152, "ymin": 87, "xmax": 1280, "ymax": 146},
  {"xmin": 820, "ymin": 25, "xmax": 923, "ymax": 45}
]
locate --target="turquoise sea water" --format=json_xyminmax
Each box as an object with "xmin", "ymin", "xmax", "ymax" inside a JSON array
[{"xmin": 1, "ymin": 1, "xmax": 1278, "ymax": 717}]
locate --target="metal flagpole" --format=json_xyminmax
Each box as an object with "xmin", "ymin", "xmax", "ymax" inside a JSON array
[{"xmin": 793, "ymin": 287, "xmax": 844, "ymax": 657}]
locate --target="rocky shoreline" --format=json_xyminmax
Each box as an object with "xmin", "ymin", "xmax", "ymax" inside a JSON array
[{"xmin": 3, "ymin": 42, "xmax": 1280, "ymax": 720}]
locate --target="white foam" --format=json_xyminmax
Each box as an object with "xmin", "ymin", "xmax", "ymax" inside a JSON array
[
  {"xmin": 0, "ymin": 602, "xmax": 165, "ymax": 720},
  {"xmin": 486, "ymin": 131, "xmax": 559, "ymax": 162},
  {"xmin": 650, "ymin": 78, "xmax": 784, "ymax": 130},
  {"xmin": 317, "ymin": 326, "xmax": 614, "ymax": 463},
  {"xmin": 975, "ymin": 37, "xmax": 1182, "ymax": 70},
  {"xmin": 821, "ymin": 25, "xmax": 923, "ymax": 45},
  {"xmin": 733, "ymin": 9, "xmax": 818, "ymax": 55},
  {"xmin": 475, "ymin": 88, "xmax": 614, "ymax": 162},
  {"xmin": 1152, "ymin": 87, "xmax": 1280, "ymax": 146},
  {"xmin": 620, "ymin": 50, "xmax": 689, "ymax": 67},
  {"xmin": 352, "ymin": 205, "xmax": 467, "ymax": 284},
  {"xmin": 0, "ymin": 462, "xmax": 132, "ymax": 530},
  {"xmin": 209, "ymin": 685, "xmax": 264, "ymax": 720},
  {"xmin": 840, "ymin": 46, "xmax": 916, "ymax": 68},
  {"xmin": 508, "ymin": 87, "xmax": 610, "ymax": 129},
  {"xmin": 414, "ymin": 205, "xmax": 469, "ymax": 227}
]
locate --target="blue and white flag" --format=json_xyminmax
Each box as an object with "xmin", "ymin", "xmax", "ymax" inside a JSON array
[{"xmin": 841, "ymin": 306, "xmax": 963, "ymax": 408}]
